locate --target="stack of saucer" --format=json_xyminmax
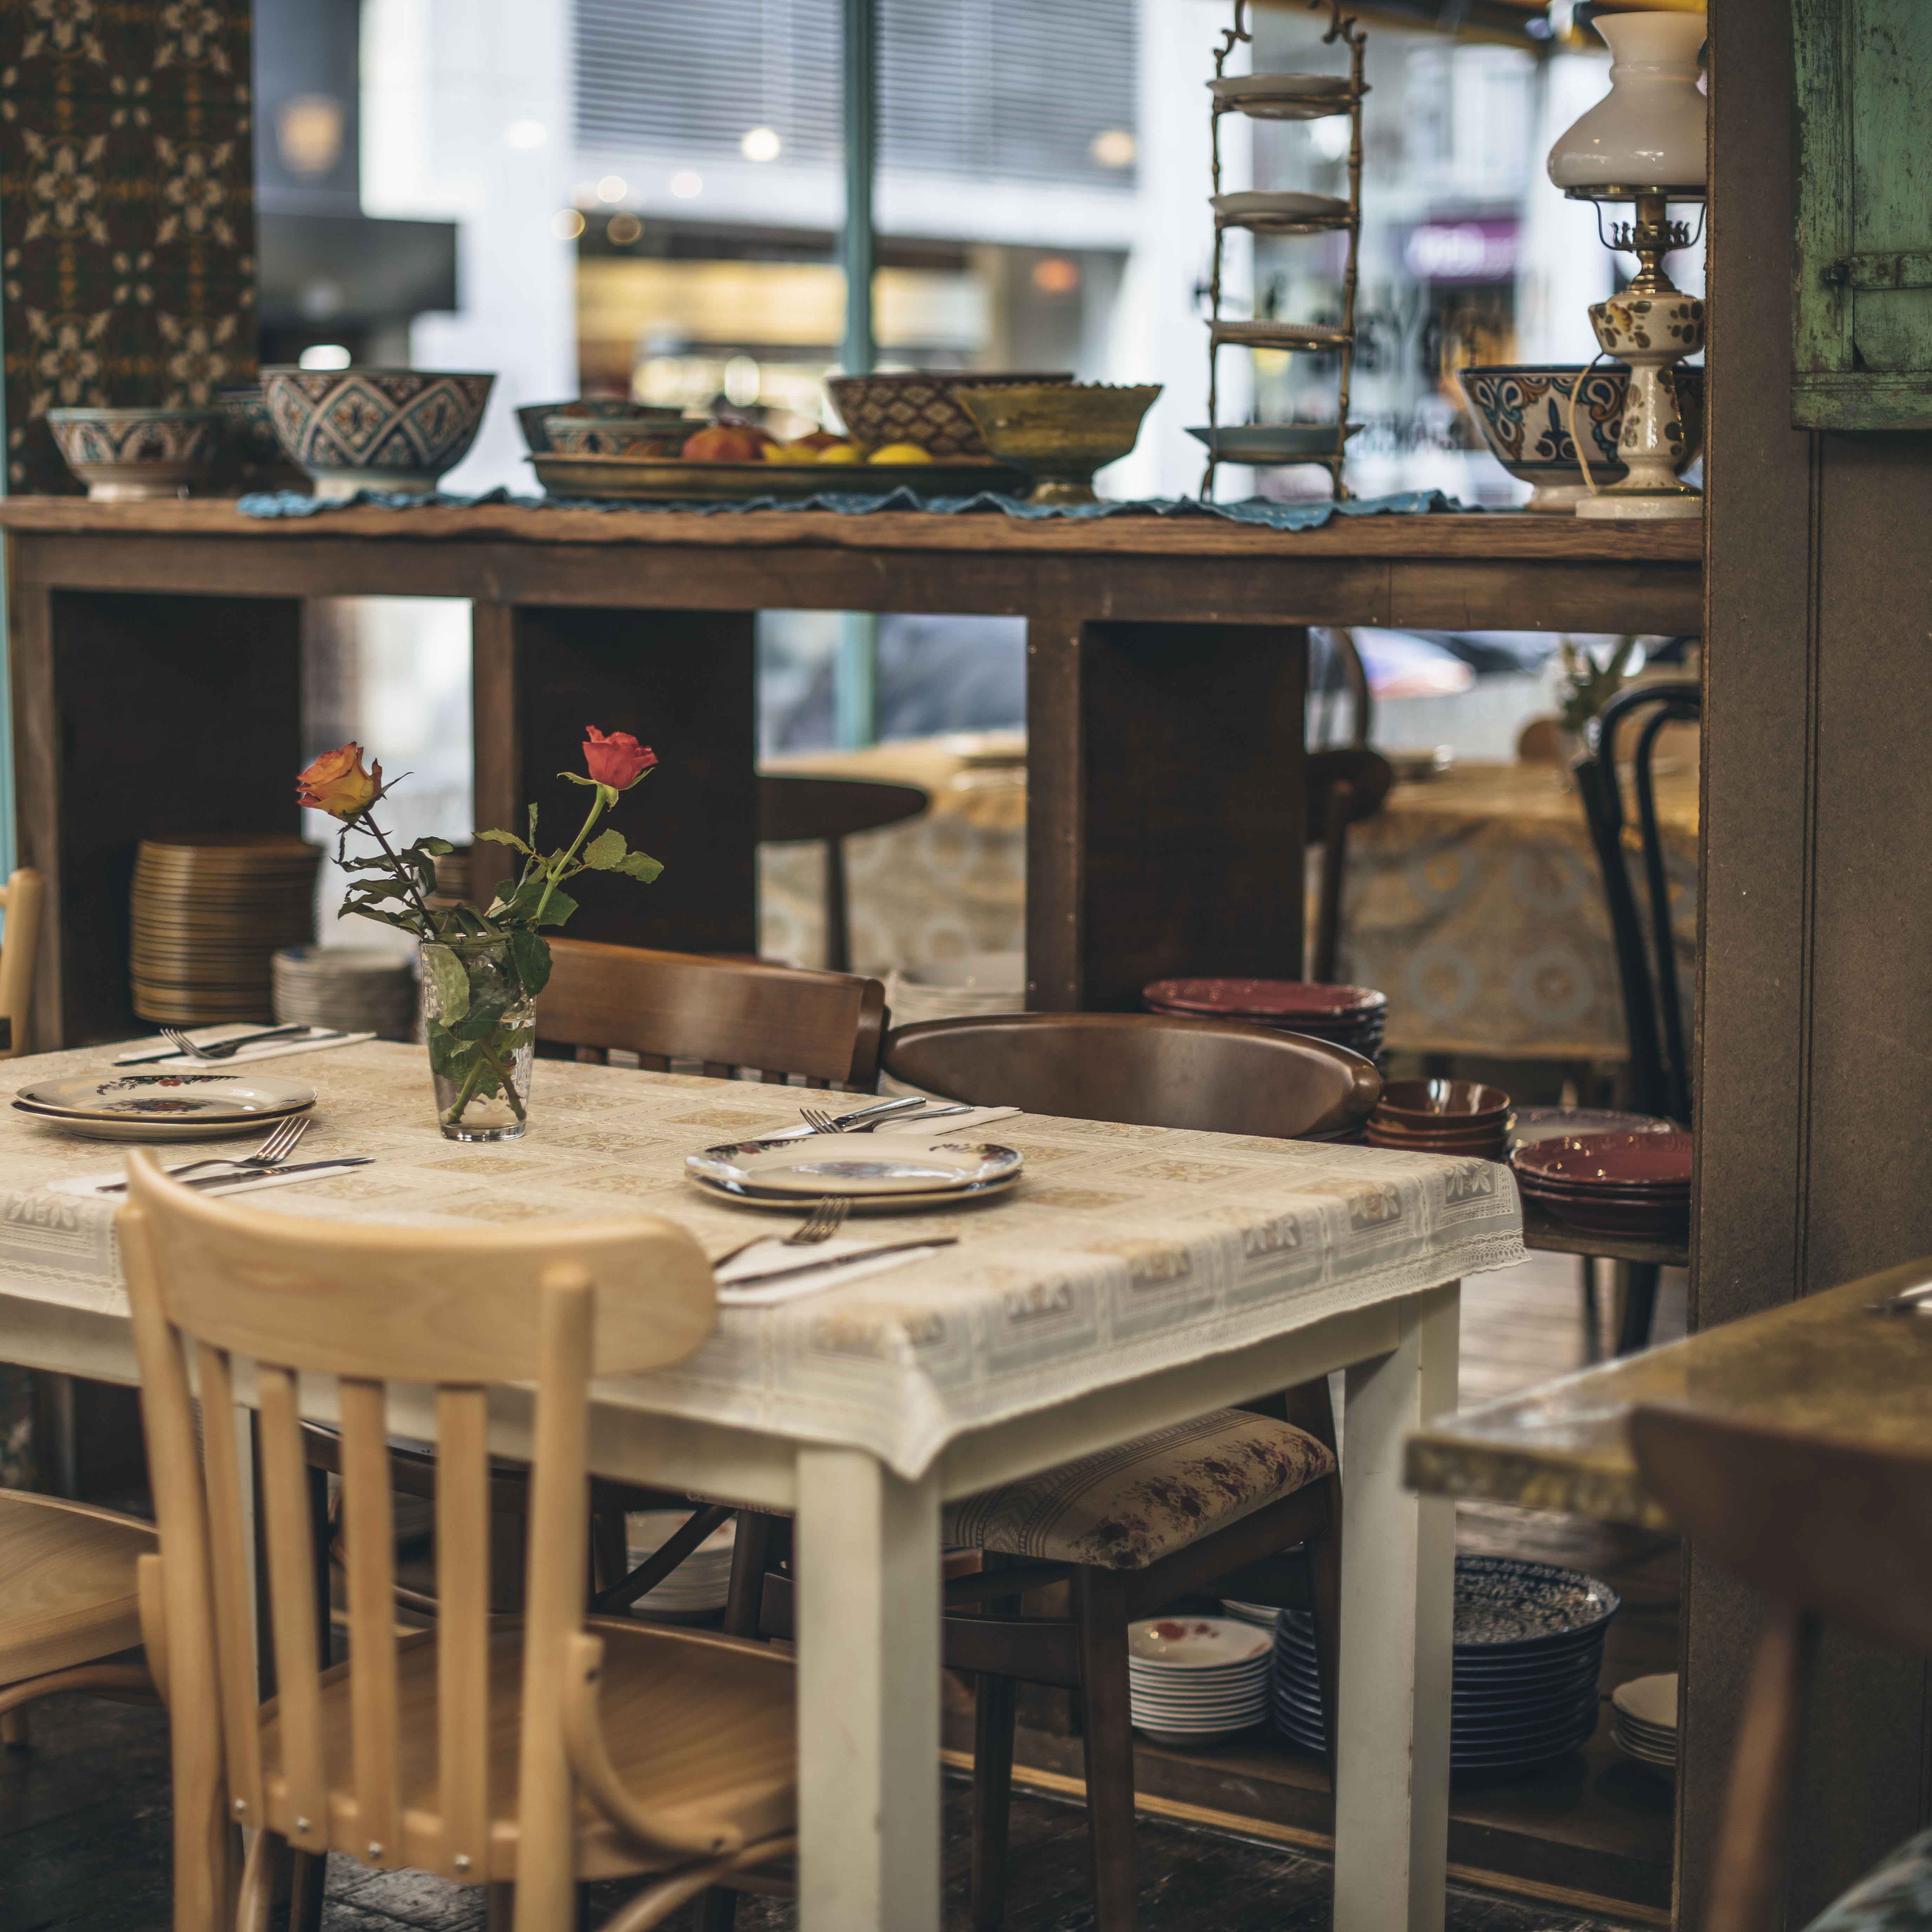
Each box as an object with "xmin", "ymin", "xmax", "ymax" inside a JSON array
[
  {"xmin": 130, "ymin": 837, "xmax": 321, "ymax": 1025},
  {"xmin": 1127, "ymin": 1615, "xmax": 1273, "ymax": 1746},
  {"xmin": 622, "ymin": 1509, "xmax": 737, "ymax": 1620},
  {"xmin": 1142, "ymin": 978, "xmax": 1386, "ymax": 1060},
  {"xmin": 1612, "ymin": 1673, "xmax": 1677, "ymax": 1779},
  {"xmin": 273, "ymin": 945, "xmax": 418, "ymax": 1040},
  {"xmin": 1509, "ymin": 1130, "xmax": 1693, "ymax": 1240},
  {"xmin": 1368, "ymin": 1079, "xmax": 1512, "ymax": 1159}
]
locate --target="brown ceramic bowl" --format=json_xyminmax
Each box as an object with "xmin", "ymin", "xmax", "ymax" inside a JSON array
[
  {"xmin": 1367, "ymin": 1118, "xmax": 1508, "ymax": 1152},
  {"xmin": 826, "ymin": 370, "xmax": 1072, "ymax": 459},
  {"xmin": 1144, "ymin": 978, "xmax": 1386, "ymax": 1021},
  {"xmin": 1511, "ymin": 1130, "xmax": 1693, "ymax": 1190},
  {"xmin": 1376, "ymin": 1079, "xmax": 1512, "ymax": 1128}
]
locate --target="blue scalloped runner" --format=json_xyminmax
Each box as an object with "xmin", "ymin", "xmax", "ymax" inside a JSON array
[{"xmin": 236, "ymin": 485, "xmax": 1476, "ymax": 528}]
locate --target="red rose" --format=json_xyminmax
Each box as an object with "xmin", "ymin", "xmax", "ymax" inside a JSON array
[{"xmin": 583, "ymin": 727, "xmax": 657, "ymax": 790}]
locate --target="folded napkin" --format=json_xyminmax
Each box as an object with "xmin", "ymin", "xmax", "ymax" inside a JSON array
[
  {"xmin": 713, "ymin": 1234, "xmax": 952, "ymax": 1307},
  {"xmin": 52, "ymin": 1159, "xmax": 366, "ymax": 1202},
  {"xmin": 114, "ymin": 1026, "xmax": 377, "ymax": 1067}
]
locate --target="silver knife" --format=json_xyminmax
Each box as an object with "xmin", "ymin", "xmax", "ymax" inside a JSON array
[
  {"xmin": 177, "ymin": 1157, "xmax": 373, "ymax": 1192},
  {"xmin": 721, "ymin": 1233, "xmax": 958, "ymax": 1289}
]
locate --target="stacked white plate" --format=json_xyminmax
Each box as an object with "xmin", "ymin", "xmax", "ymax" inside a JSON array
[
  {"xmin": 1128, "ymin": 1615, "xmax": 1273, "ymax": 1746},
  {"xmin": 11, "ymin": 1069, "xmax": 318, "ymax": 1142},
  {"xmin": 882, "ymin": 952, "xmax": 1026, "ymax": 1030},
  {"xmin": 1220, "ymin": 1597, "xmax": 1284, "ymax": 1634},
  {"xmin": 1612, "ymin": 1672, "xmax": 1678, "ymax": 1778},
  {"xmin": 273, "ymin": 945, "xmax": 418, "ymax": 1041},
  {"xmin": 622, "ymin": 1509, "xmax": 737, "ymax": 1620}
]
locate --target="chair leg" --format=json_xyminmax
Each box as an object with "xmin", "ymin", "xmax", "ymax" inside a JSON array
[
  {"xmin": 1305, "ymin": 1477, "xmax": 1344, "ymax": 1786},
  {"xmin": 1616, "ymin": 1262, "xmax": 1661, "ymax": 1355},
  {"xmin": 485, "ymin": 1882, "xmax": 514, "ymax": 1932},
  {"xmin": 590, "ymin": 1502, "xmax": 629, "ymax": 1597},
  {"xmin": 1073, "ymin": 1567, "xmax": 1137, "ymax": 1932},
  {"xmin": 1580, "ymin": 1256, "xmax": 1602, "ymax": 1364},
  {"xmin": 971, "ymin": 1554, "xmax": 1025, "ymax": 1931},
  {"xmin": 289, "ymin": 1849, "xmax": 328, "ymax": 1932}
]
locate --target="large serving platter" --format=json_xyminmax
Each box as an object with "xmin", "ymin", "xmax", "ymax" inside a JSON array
[{"xmin": 529, "ymin": 452, "xmax": 1028, "ymax": 502}]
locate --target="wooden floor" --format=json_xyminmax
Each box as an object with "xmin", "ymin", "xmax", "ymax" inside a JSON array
[{"xmin": 0, "ymin": 1250, "xmax": 1680, "ymax": 1932}]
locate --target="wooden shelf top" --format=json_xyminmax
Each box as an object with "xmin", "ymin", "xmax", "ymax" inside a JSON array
[{"xmin": 0, "ymin": 494, "xmax": 1703, "ymax": 563}]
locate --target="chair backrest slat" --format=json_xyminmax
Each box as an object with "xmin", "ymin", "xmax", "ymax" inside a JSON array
[
  {"xmin": 255, "ymin": 1364, "xmax": 327, "ymax": 1842},
  {"xmin": 0, "ymin": 866, "xmax": 43, "ymax": 1059},
  {"xmin": 193, "ymin": 1342, "xmax": 265, "ymax": 1822},
  {"xmin": 338, "ymin": 1377, "xmax": 402, "ymax": 1861},
  {"xmin": 434, "ymin": 1386, "xmax": 492, "ymax": 1872}
]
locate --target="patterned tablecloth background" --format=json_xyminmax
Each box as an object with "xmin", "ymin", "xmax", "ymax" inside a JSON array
[
  {"xmin": 761, "ymin": 739, "xmax": 1697, "ymax": 1063},
  {"xmin": 0, "ymin": 1042, "xmax": 1522, "ymax": 1480}
]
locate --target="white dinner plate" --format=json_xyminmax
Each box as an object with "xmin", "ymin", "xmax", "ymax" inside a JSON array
[
  {"xmin": 1611, "ymin": 1672, "xmax": 1678, "ymax": 1730},
  {"xmin": 688, "ymin": 1132, "xmax": 1022, "ymax": 1200},
  {"xmin": 1128, "ymin": 1617, "xmax": 1271, "ymax": 1670},
  {"xmin": 12, "ymin": 1070, "xmax": 318, "ymax": 1140}
]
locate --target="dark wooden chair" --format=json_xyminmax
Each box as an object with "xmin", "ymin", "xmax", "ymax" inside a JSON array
[
  {"xmin": 1306, "ymin": 747, "xmax": 1392, "ymax": 985},
  {"xmin": 757, "ymin": 773, "xmax": 929, "ymax": 973},
  {"xmin": 1574, "ymin": 679, "xmax": 1700, "ymax": 1351},
  {"xmin": 1629, "ymin": 1403, "xmax": 1932, "ymax": 1932}
]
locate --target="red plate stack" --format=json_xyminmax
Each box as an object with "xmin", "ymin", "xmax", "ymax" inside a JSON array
[
  {"xmin": 1508, "ymin": 1130, "xmax": 1693, "ymax": 1239},
  {"xmin": 1142, "ymin": 978, "xmax": 1387, "ymax": 1060},
  {"xmin": 1367, "ymin": 1079, "xmax": 1511, "ymax": 1160}
]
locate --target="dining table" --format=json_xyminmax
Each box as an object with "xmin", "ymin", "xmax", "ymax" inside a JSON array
[{"xmin": 0, "ymin": 1036, "xmax": 1526, "ymax": 1932}]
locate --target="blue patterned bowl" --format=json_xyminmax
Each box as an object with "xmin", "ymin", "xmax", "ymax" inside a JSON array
[
  {"xmin": 1457, "ymin": 364, "xmax": 1704, "ymax": 511},
  {"xmin": 516, "ymin": 398, "xmax": 684, "ymax": 454},
  {"xmin": 46, "ymin": 407, "xmax": 223, "ymax": 500},
  {"xmin": 260, "ymin": 367, "xmax": 495, "ymax": 499}
]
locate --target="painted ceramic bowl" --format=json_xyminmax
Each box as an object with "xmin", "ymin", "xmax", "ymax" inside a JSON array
[
  {"xmin": 516, "ymin": 398, "xmax": 685, "ymax": 454},
  {"xmin": 259, "ymin": 367, "xmax": 494, "ymax": 499},
  {"xmin": 826, "ymin": 370, "xmax": 1072, "ymax": 459},
  {"xmin": 1457, "ymin": 363, "xmax": 1704, "ymax": 511},
  {"xmin": 214, "ymin": 386, "xmax": 311, "ymax": 493},
  {"xmin": 542, "ymin": 413, "xmax": 691, "ymax": 458},
  {"xmin": 46, "ymin": 407, "xmax": 223, "ymax": 500},
  {"xmin": 954, "ymin": 382, "xmax": 1162, "ymax": 504}
]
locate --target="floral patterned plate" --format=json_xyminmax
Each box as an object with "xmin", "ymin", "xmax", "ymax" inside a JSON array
[{"xmin": 13, "ymin": 1071, "xmax": 317, "ymax": 1140}]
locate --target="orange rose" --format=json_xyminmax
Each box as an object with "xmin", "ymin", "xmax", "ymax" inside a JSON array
[{"xmin": 296, "ymin": 742, "xmax": 382, "ymax": 819}]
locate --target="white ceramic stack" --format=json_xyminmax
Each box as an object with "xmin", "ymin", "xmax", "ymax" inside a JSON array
[
  {"xmin": 272, "ymin": 945, "xmax": 418, "ymax": 1041},
  {"xmin": 621, "ymin": 1509, "xmax": 737, "ymax": 1621},
  {"xmin": 1127, "ymin": 1615, "xmax": 1273, "ymax": 1746},
  {"xmin": 1612, "ymin": 1672, "xmax": 1678, "ymax": 1778},
  {"xmin": 883, "ymin": 951, "xmax": 1026, "ymax": 1028},
  {"xmin": 1219, "ymin": 1597, "xmax": 1284, "ymax": 1633}
]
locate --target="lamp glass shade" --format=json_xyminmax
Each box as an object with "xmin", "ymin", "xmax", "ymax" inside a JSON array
[{"xmin": 1547, "ymin": 11, "xmax": 1708, "ymax": 199}]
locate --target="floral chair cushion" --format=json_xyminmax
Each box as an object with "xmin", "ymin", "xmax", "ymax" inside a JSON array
[
  {"xmin": 943, "ymin": 1409, "xmax": 1335, "ymax": 1572},
  {"xmin": 1802, "ymin": 1826, "xmax": 1932, "ymax": 1932}
]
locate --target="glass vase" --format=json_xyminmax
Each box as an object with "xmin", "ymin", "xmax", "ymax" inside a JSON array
[{"xmin": 419, "ymin": 936, "xmax": 536, "ymax": 1142}]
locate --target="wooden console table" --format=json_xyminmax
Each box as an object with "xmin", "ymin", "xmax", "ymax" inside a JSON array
[{"xmin": 0, "ymin": 498, "xmax": 1700, "ymax": 1048}]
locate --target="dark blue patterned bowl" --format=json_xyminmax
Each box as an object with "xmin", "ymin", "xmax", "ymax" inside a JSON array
[
  {"xmin": 1457, "ymin": 363, "xmax": 1705, "ymax": 512},
  {"xmin": 260, "ymin": 367, "xmax": 494, "ymax": 499}
]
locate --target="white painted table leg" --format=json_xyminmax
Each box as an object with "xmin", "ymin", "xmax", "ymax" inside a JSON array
[
  {"xmin": 1333, "ymin": 1281, "xmax": 1460, "ymax": 1932},
  {"xmin": 795, "ymin": 1445, "xmax": 942, "ymax": 1932}
]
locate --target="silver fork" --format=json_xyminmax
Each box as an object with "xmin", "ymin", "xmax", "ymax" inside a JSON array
[
  {"xmin": 160, "ymin": 1024, "xmax": 307, "ymax": 1062},
  {"xmin": 712, "ymin": 1196, "xmax": 851, "ymax": 1270},
  {"xmin": 95, "ymin": 1117, "xmax": 312, "ymax": 1194}
]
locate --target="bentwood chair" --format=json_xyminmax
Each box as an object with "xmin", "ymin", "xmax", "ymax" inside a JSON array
[
  {"xmin": 0, "ymin": 866, "xmax": 44, "ymax": 1058},
  {"xmin": 1630, "ymin": 1403, "xmax": 1932, "ymax": 1932},
  {"xmin": 757, "ymin": 774, "xmax": 929, "ymax": 973},
  {"xmin": 1575, "ymin": 679, "xmax": 1700, "ymax": 1351},
  {"xmin": 1306, "ymin": 747, "xmax": 1393, "ymax": 985},
  {"xmin": 120, "ymin": 1151, "xmax": 795, "ymax": 1932},
  {"xmin": 716, "ymin": 1011, "xmax": 1380, "ymax": 1932}
]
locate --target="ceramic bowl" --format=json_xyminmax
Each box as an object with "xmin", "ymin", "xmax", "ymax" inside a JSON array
[
  {"xmin": 826, "ymin": 370, "xmax": 1072, "ymax": 460},
  {"xmin": 542, "ymin": 414, "xmax": 691, "ymax": 458},
  {"xmin": 1377, "ymin": 1079, "xmax": 1513, "ymax": 1127},
  {"xmin": 214, "ymin": 386, "xmax": 311, "ymax": 493},
  {"xmin": 46, "ymin": 407, "xmax": 223, "ymax": 500},
  {"xmin": 517, "ymin": 398, "xmax": 685, "ymax": 455},
  {"xmin": 955, "ymin": 382, "xmax": 1162, "ymax": 504},
  {"xmin": 1456, "ymin": 363, "xmax": 1705, "ymax": 511},
  {"xmin": 260, "ymin": 367, "xmax": 495, "ymax": 499}
]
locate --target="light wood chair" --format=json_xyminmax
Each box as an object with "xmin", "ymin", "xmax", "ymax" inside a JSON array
[
  {"xmin": 0, "ymin": 866, "xmax": 45, "ymax": 1058},
  {"xmin": 120, "ymin": 1150, "xmax": 797, "ymax": 1932},
  {"xmin": 0, "ymin": 1489, "xmax": 158, "ymax": 1748},
  {"xmin": 757, "ymin": 773, "xmax": 929, "ymax": 973}
]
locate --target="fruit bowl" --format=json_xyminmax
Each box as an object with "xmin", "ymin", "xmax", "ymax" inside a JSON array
[
  {"xmin": 1456, "ymin": 364, "xmax": 1704, "ymax": 511},
  {"xmin": 954, "ymin": 382, "xmax": 1162, "ymax": 504},
  {"xmin": 827, "ymin": 369, "xmax": 1072, "ymax": 459},
  {"xmin": 47, "ymin": 407, "xmax": 223, "ymax": 500},
  {"xmin": 260, "ymin": 367, "xmax": 494, "ymax": 499}
]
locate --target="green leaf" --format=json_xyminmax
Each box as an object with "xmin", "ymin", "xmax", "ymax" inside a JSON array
[
  {"xmin": 534, "ymin": 884, "xmax": 578, "ymax": 928},
  {"xmin": 338, "ymin": 901, "xmax": 414, "ymax": 931},
  {"xmin": 426, "ymin": 1025, "xmax": 477, "ymax": 1080},
  {"xmin": 508, "ymin": 927, "xmax": 552, "ymax": 996},
  {"xmin": 613, "ymin": 848, "xmax": 663, "ymax": 883},
  {"xmin": 558, "ymin": 770, "xmax": 600, "ymax": 789},
  {"xmin": 475, "ymin": 826, "xmax": 530, "ymax": 854},
  {"xmin": 581, "ymin": 828, "xmax": 627, "ymax": 869},
  {"xmin": 347, "ymin": 878, "xmax": 415, "ymax": 902},
  {"xmin": 528, "ymin": 802, "xmax": 539, "ymax": 847},
  {"xmin": 421, "ymin": 943, "xmax": 471, "ymax": 1024},
  {"xmin": 410, "ymin": 836, "xmax": 456, "ymax": 857}
]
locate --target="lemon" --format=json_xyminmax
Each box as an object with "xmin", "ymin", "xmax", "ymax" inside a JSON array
[
  {"xmin": 763, "ymin": 442, "xmax": 818, "ymax": 463},
  {"xmin": 816, "ymin": 442, "xmax": 863, "ymax": 464},
  {"xmin": 869, "ymin": 441, "xmax": 934, "ymax": 465}
]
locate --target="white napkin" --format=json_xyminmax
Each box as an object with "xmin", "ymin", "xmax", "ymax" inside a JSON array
[
  {"xmin": 113, "ymin": 1026, "xmax": 377, "ymax": 1068},
  {"xmin": 713, "ymin": 1235, "xmax": 952, "ymax": 1307},
  {"xmin": 52, "ymin": 1159, "xmax": 368, "ymax": 1202}
]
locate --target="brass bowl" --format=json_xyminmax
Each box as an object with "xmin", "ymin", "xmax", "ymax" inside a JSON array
[{"xmin": 954, "ymin": 382, "xmax": 1162, "ymax": 504}]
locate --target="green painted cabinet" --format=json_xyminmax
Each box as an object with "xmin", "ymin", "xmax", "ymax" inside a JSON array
[{"xmin": 1793, "ymin": 0, "xmax": 1932, "ymax": 428}]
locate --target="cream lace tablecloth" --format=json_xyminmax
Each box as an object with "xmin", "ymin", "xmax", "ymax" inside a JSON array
[{"xmin": 0, "ymin": 1041, "xmax": 1524, "ymax": 1479}]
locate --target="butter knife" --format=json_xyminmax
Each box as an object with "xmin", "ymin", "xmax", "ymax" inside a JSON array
[
  {"xmin": 177, "ymin": 1157, "xmax": 373, "ymax": 1192},
  {"xmin": 721, "ymin": 1233, "xmax": 958, "ymax": 1289}
]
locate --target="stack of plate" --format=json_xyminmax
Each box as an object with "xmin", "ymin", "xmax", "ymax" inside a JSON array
[
  {"xmin": 1219, "ymin": 1597, "xmax": 1284, "ymax": 1634},
  {"xmin": 131, "ymin": 837, "xmax": 321, "ymax": 1025},
  {"xmin": 11, "ymin": 1069, "xmax": 317, "ymax": 1142},
  {"xmin": 1509, "ymin": 1131, "xmax": 1693, "ymax": 1240},
  {"xmin": 1611, "ymin": 1673, "xmax": 1678, "ymax": 1779},
  {"xmin": 1142, "ymin": 978, "xmax": 1386, "ymax": 1060},
  {"xmin": 273, "ymin": 946, "xmax": 418, "ymax": 1040},
  {"xmin": 1368, "ymin": 1079, "xmax": 1512, "ymax": 1159},
  {"xmin": 685, "ymin": 1131, "xmax": 1023, "ymax": 1213},
  {"xmin": 1274, "ymin": 1555, "xmax": 1616, "ymax": 1779},
  {"xmin": 1128, "ymin": 1616, "xmax": 1274, "ymax": 1746},
  {"xmin": 622, "ymin": 1509, "xmax": 737, "ymax": 1620},
  {"xmin": 882, "ymin": 952, "xmax": 1026, "ymax": 1029},
  {"xmin": 1510, "ymin": 1106, "xmax": 1676, "ymax": 1151}
]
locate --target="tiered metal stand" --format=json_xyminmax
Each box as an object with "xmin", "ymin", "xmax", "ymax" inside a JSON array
[{"xmin": 1202, "ymin": 0, "xmax": 1367, "ymax": 502}]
